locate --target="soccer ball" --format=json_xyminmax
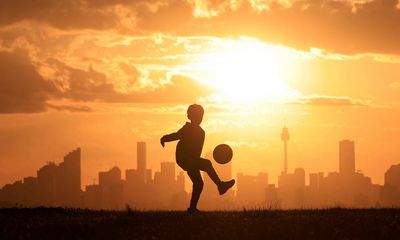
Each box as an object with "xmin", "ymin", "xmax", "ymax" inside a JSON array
[{"xmin": 213, "ymin": 144, "xmax": 233, "ymax": 164}]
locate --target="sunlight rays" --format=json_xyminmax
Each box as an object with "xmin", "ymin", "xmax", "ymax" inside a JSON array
[{"xmin": 190, "ymin": 37, "xmax": 301, "ymax": 104}]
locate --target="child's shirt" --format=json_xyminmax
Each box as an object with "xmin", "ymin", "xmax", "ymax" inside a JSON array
[{"xmin": 175, "ymin": 122, "xmax": 205, "ymax": 163}]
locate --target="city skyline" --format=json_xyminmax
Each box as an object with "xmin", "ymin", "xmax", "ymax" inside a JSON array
[
  {"xmin": 1, "ymin": 135, "xmax": 399, "ymax": 209},
  {"xmin": 1, "ymin": 120, "xmax": 397, "ymax": 189}
]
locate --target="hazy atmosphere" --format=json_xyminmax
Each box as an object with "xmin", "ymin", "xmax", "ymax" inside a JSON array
[{"xmin": 1, "ymin": 0, "xmax": 400, "ymax": 192}]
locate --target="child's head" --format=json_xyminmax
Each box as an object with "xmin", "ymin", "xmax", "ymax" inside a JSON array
[{"xmin": 187, "ymin": 104, "xmax": 204, "ymax": 125}]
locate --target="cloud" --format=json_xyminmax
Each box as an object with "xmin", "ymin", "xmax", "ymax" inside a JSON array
[
  {"xmin": 294, "ymin": 95, "xmax": 371, "ymax": 106},
  {"xmin": 135, "ymin": 0, "xmax": 193, "ymax": 32},
  {"xmin": 390, "ymin": 81, "xmax": 400, "ymax": 89},
  {"xmin": 0, "ymin": 51, "xmax": 58, "ymax": 113},
  {"xmin": 107, "ymin": 75, "xmax": 215, "ymax": 103},
  {"xmin": 184, "ymin": 0, "xmax": 400, "ymax": 54},
  {"xmin": 46, "ymin": 58, "xmax": 213, "ymax": 103},
  {"xmin": 0, "ymin": 0, "xmax": 118, "ymax": 30},
  {"xmin": 0, "ymin": 48, "xmax": 214, "ymax": 113},
  {"xmin": 46, "ymin": 103, "xmax": 92, "ymax": 112},
  {"xmin": 0, "ymin": 0, "xmax": 192, "ymax": 32},
  {"xmin": 45, "ymin": 59, "xmax": 117, "ymax": 101},
  {"xmin": 1, "ymin": 0, "xmax": 399, "ymax": 54}
]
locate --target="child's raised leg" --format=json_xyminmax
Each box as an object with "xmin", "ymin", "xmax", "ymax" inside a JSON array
[
  {"xmin": 197, "ymin": 158, "xmax": 221, "ymax": 185},
  {"xmin": 197, "ymin": 158, "xmax": 235, "ymax": 195}
]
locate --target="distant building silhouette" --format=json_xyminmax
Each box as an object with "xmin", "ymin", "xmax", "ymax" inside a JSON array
[
  {"xmin": 281, "ymin": 122, "xmax": 290, "ymax": 174},
  {"xmin": 381, "ymin": 164, "xmax": 400, "ymax": 206},
  {"xmin": 319, "ymin": 171, "xmax": 371, "ymax": 207},
  {"xmin": 84, "ymin": 184, "xmax": 101, "ymax": 209},
  {"xmin": 318, "ymin": 141, "xmax": 372, "ymax": 207},
  {"xmin": 265, "ymin": 184, "xmax": 279, "ymax": 208},
  {"xmin": 57, "ymin": 149, "xmax": 81, "ymax": 206},
  {"xmin": 236, "ymin": 172, "xmax": 269, "ymax": 207},
  {"xmin": 83, "ymin": 142, "xmax": 188, "ymax": 210},
  {"xmin": 1, "ymin": 139, "xmax": 399, "ymax": 209},
  {"xmin": 0, "ymin": 148, "xmax": 81, "ymax": 208},
  {"xmin": 278, "ymin": 168, "xmax": 305, "ymax": 208},
  {"xmin": 137, "ymin": 142, "xmax": 147, "ymax": 184},
  {"xmin": 37, "ymin": 163, "xmax": 58, "ymax": 206},
  {"xmin": 385, "ymin": 164, "xmax": 400, "ymax": 190},
  {"xmin": 99, "ymin": 167, "xmax": 124, "ymax": 209},
  {"xmin": 339, "ymin": 140, "xmax": 355, "ymax": 174},
  {"xmin": 36, "ymin": 148, "xmax": 81, "ymax": 207},
  {"xmin": 305, "ymin": 172, "xmax": 324, "ymax": 207}
]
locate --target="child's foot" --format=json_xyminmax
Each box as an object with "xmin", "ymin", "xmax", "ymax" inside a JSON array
[
  {"xmin": 186, "ymin": 207, "xmax": 201, "ymax": 214},
  {"xmin": 218, "ymin": 179, "xmax": 235, "ymax": 195}
]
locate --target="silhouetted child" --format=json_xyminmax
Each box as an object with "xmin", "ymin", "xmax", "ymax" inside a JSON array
[{"xmin": 161, "ymin": 104, "xmax": 235, "ymax": 213}]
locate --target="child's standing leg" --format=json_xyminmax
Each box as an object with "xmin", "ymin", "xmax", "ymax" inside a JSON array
[{"xmin": 187, "ymin": 170, "xmax": 203, "ymax": 210}]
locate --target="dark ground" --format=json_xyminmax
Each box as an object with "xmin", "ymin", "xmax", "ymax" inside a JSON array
[{"xmin": 0, "ymin": 208, "xmax": 399, "ymax": 240}]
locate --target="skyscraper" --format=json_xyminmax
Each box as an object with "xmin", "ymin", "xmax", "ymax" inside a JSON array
[
  {"xmin": 339, "ymin": 140, "xmax": 355, "ymax": 174},
  {"xmin": 160, "ymin": 162, "xmax": 175, "ymax": 193},
  {"xmin": 57, "ymin": 148, "xmax": 81, "ymax": 206},
  {"xmin": 160, "ymin": 162, "xmax": 175, "ymax": 183},
  {"xmin": 137, "ymin": 142, "xmax": 146, "ymax": 183},
  {"xmin": 281, "ymin": 122, "xmax": 290, "ymax": 174},
  {"xmin": 384, "ymin": 164, "xmax": 400, "ymax": 190}
]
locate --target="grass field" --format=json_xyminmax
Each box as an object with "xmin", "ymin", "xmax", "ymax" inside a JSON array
[{"xmin": 0, "ymin": 208, "xmax": 399, "ymax": 239}]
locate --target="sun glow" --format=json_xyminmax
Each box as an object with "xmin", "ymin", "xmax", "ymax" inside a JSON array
[{"xmin": 197, "ymin": 38, "xmax": 301, "ymax": 103}]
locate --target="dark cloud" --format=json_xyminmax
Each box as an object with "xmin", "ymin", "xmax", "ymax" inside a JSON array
[
  {"xmin": 135, "ymin": 0, "xmax": 193, "ymax": 32},
  {"xmin": 47, "ymin": 59, "xmax": 211, "ymax": 103},
  {"xmin": 1, "ymin": 0, "xmax": 399, "ymax": 54},
  {"xmin": 0, "ymin": 0, "xmax": 117, "ymax": 30},
  {"xmin": 46, "ymin": 103, "xmax": 91, "ymax": 112},
  {"xmin": 186, "ymin": 0, "xmax": 400, "ymax": 54},
  {"xmin": 295, "ymin": 95, "xmax": 370, "ymax": 106},
  {"xmin": 119, "ymin": 63, "xmax": 140, "ymax": 81},
  {"xmin": 47, "ymin": 59, "xmax": 117, "ymax": 101},
  {"xmin": 0, "ymin": 51, "xmax": 58, "ymax": 113},
  {"xmin": 0, "ymin": 51, "xmax": 214, "ymax": 113},
  {"xmin": 0, "ymin": 0, "xmax": 188, "ymax": 31}
]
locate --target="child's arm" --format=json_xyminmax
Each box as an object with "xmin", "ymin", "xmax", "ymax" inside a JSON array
[
  {"xmin": 160, "ymin": 132, "xmax": 180, "ymax": 147},
  {"xmin": 161, "ymin": 124, "xmax": 186, "ymax": 147}
]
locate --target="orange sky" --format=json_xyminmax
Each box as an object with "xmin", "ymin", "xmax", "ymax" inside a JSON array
[{"xmin": 0, "ymin": 0, "xmax": 400, "ymax": 188}]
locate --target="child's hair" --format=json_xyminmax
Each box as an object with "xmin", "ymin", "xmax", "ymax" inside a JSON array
[{"xmin": 187, "ymin": 104, "xmax": 204, "ymax": 119}]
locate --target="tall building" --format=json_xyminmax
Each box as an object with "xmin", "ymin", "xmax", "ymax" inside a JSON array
[
  {"xmin": 281, "ymin": 122, "xmax": 290, "ymax": 174},
  {"xmin": 236, "ymin": 172, "xmax": 269, "ymax": 207},
  {"xmin": 98, "ymin": 167, "xmax": 123, "ymax": 209},
  {"xmin": 381, "ymin": 164, "xmax": 400, "ymax": 206},
  {"xmin": 309, "ymin": 173, "xmax": 319, "ymax": 190},
  {"xmin": 176, "ymin": 171, "xmax": 185, "ymax": 192},
  {"xmin": 384, "ymin": 164, "xmax": 400, "ymax": 190},
  {"xmin": 265, "ymin": 184, "xmax": 279, "ymax": 208},
  {"xmin": 137, "ymin": 142, "xmax": 147, "ymax": 183},
  {"xmin": 37, "ymin": 163, "xmax": 58, "ymax": 205},
  {"xmin": 277, "ymin": 168, "xmax": 305, "ymax": 208},
  {"xmin": 339, "ymin": 140, "xmax": 355, "ymax": 174},
  {"xmin": 35, "ymin": 147, "xmax": 81, "ymax": 207},
  {"xmin": 99, "ymin": 167, "xmax": 121, "ymax": 187},
  {"xmin": 160, "ymin": 162, "xmax": 175, "ymax": 183},
  {"xmin": 57, "ymin": 148, "xmax": 81, "ymax": 206},
  {"xmin": 146, "ymin": 169, "xmax": 152, "ymax": 184}
]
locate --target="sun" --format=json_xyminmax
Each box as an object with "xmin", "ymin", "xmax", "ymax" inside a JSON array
[{"xmin": 195, "ymin": 37, "xmax": 301, "ymax": 103}]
